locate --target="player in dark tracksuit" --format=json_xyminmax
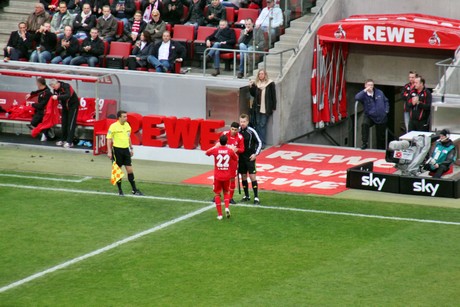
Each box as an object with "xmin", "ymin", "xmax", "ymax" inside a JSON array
[
  {"xmin": 406, "ymin": 76, "xmax": 432, "ymax": 132},
  {"xmin": 27, "ymin": 77, "xmax": 52, "ymax": 128},
  {"xmin": 49, "ymin": 79, "xmax": 80, "ymax": 148},
  {"xmin": 238, "ymin": 113, "xmax": 262, "ymax": 204}
]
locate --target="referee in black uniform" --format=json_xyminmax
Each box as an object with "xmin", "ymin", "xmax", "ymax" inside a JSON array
[{"xmin": 238, "ymin": 113, "xmax": 262, "ymax": 204}]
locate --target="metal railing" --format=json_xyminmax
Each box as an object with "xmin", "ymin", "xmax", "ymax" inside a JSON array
[
  {"xmin": 202, "ymin": 47, "xmax": 296, "ymax": 78},
  {"xmin": 295, "ymin": 0, "xmax": 328, "ymax": 51},
  {"xmin": 435, "ymin": 57, "xmax": 460, "ymax": 102}
]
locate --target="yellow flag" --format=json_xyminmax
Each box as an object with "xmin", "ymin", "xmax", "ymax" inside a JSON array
[{"xmin": 111, "ymin": 161, "xmax": 124, "ymax": 185}]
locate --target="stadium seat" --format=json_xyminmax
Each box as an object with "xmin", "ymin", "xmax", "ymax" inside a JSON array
[
  {"xmin": 194, "ymin": 26, "xmax": 217, "ymax": 60},
  {"xmin": 116, "ymin": 21, "xmax": 124, "ymax": 37},
  {"xmin": 93, "ymin": 118, "xmax": 116, "ymax": 155},
  {"xmin": 166, "ymin": 23, "xmax": 173, "ymax": 35},
  {"xmin": 234, "ymin": 8, "xmax": 259, "ymax": 28},
  {"xmin": 182, "ymin": 5, "xmax": 189, "ymax": 21},
  {"xmin": 104, "ymin": 41, "xmax": 132, "ymax": 68},
  {"xmin": 225, "ymin": 7, "xmax": 235, "ymax": 26},
  {"xmin": 134, "ymin": 0, "xmax": 141, "ymax": 11},
  {"xmin": 171, "ymin": 25, "xmax": 195, "ymax": 59},
  {"xmin": 220, "ymin": 28, "xmax": 241, "ymax": 71}
]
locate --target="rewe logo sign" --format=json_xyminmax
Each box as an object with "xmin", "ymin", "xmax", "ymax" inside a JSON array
[
  {"xmin": 363, "ymin": 25, "xmax": 415, "ymax": 43},
  {"xmin": 413, "ymin": 179, "xmax": 440, "ymax": 197},
  {"xmin": 361, "ymin": 173, "xmax": 386, "ymax": 191}
]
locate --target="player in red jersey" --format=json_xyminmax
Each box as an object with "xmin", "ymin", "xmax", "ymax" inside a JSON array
[
  {"xmin": 206, "ymin": 134, "xmax": 238, "ymax": 220},
  {"xmin": 221, "ymin": 122, "xmax": 245, "ymax": 204}
]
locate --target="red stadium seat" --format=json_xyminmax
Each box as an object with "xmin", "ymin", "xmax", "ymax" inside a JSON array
[
  {"xmin": 116, "ymin": 21, "xmax": 124, "ymax": 37},
  {"xmin": 134, "ymin": 0, "xmax": 141, "ymax": 11},
  {"xmin": 225, "ymin": 7, "xmax": 235, "ymax": 26},
  {"xmin": 172, "ymin": 25, "xmax": 195, "ymax": 58},
  {"xmin": 194, "ymin": 26, "xmax": 217, "ymax": 59},
  {"xmin": 234, "ymin": 8, "xmax": 259, "ymax": 28},
  {"xmin": 182, "ymin": 5, "xmax": 189, "ymax": 21},
  {"xmin": 104, "ymin": 41, "xmax": 132, "ymax": 68}
]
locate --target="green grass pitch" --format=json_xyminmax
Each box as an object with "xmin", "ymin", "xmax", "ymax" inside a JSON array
[{"xmin": 0, "ymin": 172, "xmax": 459, "ymax": 306}]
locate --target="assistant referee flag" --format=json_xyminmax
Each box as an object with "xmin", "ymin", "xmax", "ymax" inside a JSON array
[{"xmin": 111, "ymin": 161, "xmax": 124, "ymax": 185}]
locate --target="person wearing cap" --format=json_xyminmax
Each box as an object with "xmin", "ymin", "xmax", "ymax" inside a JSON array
[
  {"xmin": 424, "ymin": 129, "xmax": 457, "ymax": 178},
  {"xmin": 49, "ymin": 79, "xmax": 80, "ymax": 149}
]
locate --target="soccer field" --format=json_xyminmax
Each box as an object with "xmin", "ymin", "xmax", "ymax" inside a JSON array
[{"xmin": 1, "ymin": 172, "xmax": 459, "ymax": 306}]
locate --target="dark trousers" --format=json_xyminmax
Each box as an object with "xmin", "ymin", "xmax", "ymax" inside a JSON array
[
  {"xmin": 126, "ymin": 57, "xmax": 143, "ymax": 70},
  {"xmin": 362, "ymin": 115, "xmax": 387, "ymax": 150},
  {"xmin": 31, "ymin": 112, "xmax": 44, "ymax": 127},
  {"xmin": 61, "ymin": 103, "xmax": 79, "ymax": 144},
  {"xmin": 431, "ymin": 164, "xmax": 450, "ymax": 179},
  {"xmin": 3, "ymin": 47, "xmax": 24, "ymax": 60},
  {"xmin": 408, "ymin": 119, "xmax": 429, "ymax": 132}
]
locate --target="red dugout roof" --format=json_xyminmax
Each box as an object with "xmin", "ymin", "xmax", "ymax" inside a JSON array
[{"xmin": 317, "ymin": 14, "xmax": 460, "ymax": 50}]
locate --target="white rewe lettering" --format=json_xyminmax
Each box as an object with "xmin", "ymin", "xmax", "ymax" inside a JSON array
[
  {"xmin": 265, "ymin": 151, "xmax": 303, "ymax": 160},
  {"xmin": 300, "ymin": 168, "xmax": 347, "ymax": 178},
  {"xmin": 363, "ymin": 25, "xmax": 415, "ymax": 43},
  {"xmin": 361, "ymin": 173, "xmax": 386, "ymax": 191},
  {"xmin": 413, "ymin": 179, "xmax": 440, "ymax": 196},
  {"xmin": 328, "ymin": 155, "xmax": 376, "ymax": 165}
]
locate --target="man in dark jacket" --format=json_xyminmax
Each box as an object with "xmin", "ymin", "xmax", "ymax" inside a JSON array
[
  {"xmin": 30, "ymin": 22, "xmax": 57, "ymax": 63},
  {"xmin": 26, "ymin": 77, "xmax": 53, "ymax": 139},
  {"xmin": 184, "ymin": 0, "xmax": 206, "ymax": 30},
  {"xmin": 3, "ymin": 22, "xmax": 32, "ymax": 62},
  {"xmin": 355, "ymin": 79, "xmax": 389, "ymax": 150},
  {"xmin": 70, "ymin": 27, "xmax": 105, "ymax": 66},
  {"xmin": 51, "ymin": 26, "xmax": 79, "ymax": 64},
  {"xmin": 111, "ymin": 0, "xmax": 136, "ymax": 26},
  {"xmin": 424, "ymin": 129, "xmax": 457, "ymax": 178},
  {"xmin": 205, "ymin": 0, "xmax": 226, "ymax": 27},
  {"xmin": 73, "ymin": 3, "xmax": 97, "ymax": 39},
  {"xmin": 147, "ymin": 31, "xmax": 185, "ymax": 72},
  {"xmin": 406, "ymin": 76, "xmax": 432, "ymax": 132},
  {"xmin": 205, "ymin": 19, "xmax": 235, "ymax": 76},
  {"xmin": 162, "ymin": 0, "xmax": 184, "ymax": 26},
  {"xmin": 49, "ymin": 79, "xmax": 80, "ymax": 148}
]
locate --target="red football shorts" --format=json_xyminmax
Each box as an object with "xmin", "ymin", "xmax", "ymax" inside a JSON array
[{"xmin": 213, "ymin": 179, "xmax": 230, "ymax": 194}]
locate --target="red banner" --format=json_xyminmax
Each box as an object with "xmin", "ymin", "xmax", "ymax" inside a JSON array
[{"xmin": 184, "ymin": 144, "xmax": 396, "ymax": 196}]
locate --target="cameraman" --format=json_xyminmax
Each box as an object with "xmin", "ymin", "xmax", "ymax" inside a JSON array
[{"xmin": 424, "ymin": 129, "xmax": 457, "ymax": 178}]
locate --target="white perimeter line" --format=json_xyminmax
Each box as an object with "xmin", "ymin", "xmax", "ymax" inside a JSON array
[
  {"xmin": 235, "ymin": 204, "xmax": 460, "ymax": 226},
  {"xmin": 0, "ymin": 174, "xmax": 92, "ymax": 183},
  {"xmin": 1, "ymin": 183, "xmax": 459, "ymax": 226},
  {"xmin": 0, "ymin": 204, "xmax": 214, "ymax": 294}
]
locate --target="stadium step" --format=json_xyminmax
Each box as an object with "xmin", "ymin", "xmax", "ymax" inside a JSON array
[{"xmin": 3, "ymin": 7, "xmax": 32, "ymax": 15}]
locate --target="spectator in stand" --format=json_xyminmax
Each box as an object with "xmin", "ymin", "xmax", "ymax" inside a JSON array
[
  {"xmin": 126, "ymin": 31, "xmax": 154, "ymax": 70},
  {"xmin": 26, "ymin": 3, "xmax": 51, "ymax": 38},
  {"xmin": 424, "ymin": 129, "xmax": 457, "ymax": 178},
  {"xmin": 30, "ymin": 22, "xmax": 57, "ymax": 63},
  {"xmin": 147, "ymin": 31, "xmax": 185, "ymax": 72},
  {"xmin": 49, "ymin": 79, "xmax": 80, "ymax": 149},
  {"xmin": 248, "ymin": 0, "xmax": 262, "ymax": 9},
  {"xmin": 97, "ymin": 5, "xmax": 118, "ymax": 42},
  {"xmin": 184, "ymin": 0, "xmax": 206, "ymax": 32},
  {"xmin": 26, "ymin": 77, "xmax": 53, "ymax": 141},
  {"xmin": 51, "ymin": 26, "xmax": 79, "ymax": 64},
  {"xmin": 93, "ymin": 0, "xmax": 110, "ymax": 17},
  {"xmin": 401, "ymin": 70, "xmax": 418, "ymax": 133},
  {"xmin": 205, "ymin": 0, "xmax": 226, "ymax": 27},
  {"xmin": 237, "ymin": 18, "xmax": 265, "ymax": 79},
  {"xmin": 70, "ymin": 28, "xmax": 105, "ymax": 66},
  {"xmin": 73, "ymin": 3, "xmax": 97, "ymax": 39},
  {"xmin": 205, "ymin": 19, "xmax": 236, "ymax": 77},
  {"xmin": 249, "ymin": 69, "xmax": 276, "ymax": 148},
  {"xmin": 118, "ymin": 10, "xmax": 147, "ymax": 43},
  {"xmin": 355, "ymin": 79, "xmax": 389, "ymax": 150},
  {"xmin": 406, "ymin": 76, "xmax": 432, "ymax": 132},
  {"xmin": 162, "ymin": 0, "xmax": 184, "ymax": 26},
  {"xmin": 141, "ymin": 0, "xmax": 163, "ymax": 23},
  {"xmin": 111, "ymin": 0, "xmax": 136, "ymax": 27},
  {"xmin": 255, "ymin": 0, "xmax": 283, "ymax": 47},
  {"xmin": 50, "ymin": 2, "xmax": 74, "ymax": 39},
  {"xmin": 145, "ymin": 9, "xmax": 166, "ymax": 44},
  {"xmin": 3, "ymin": 22, "xmax": 32, "ymax": 62},
  {"xmin": 67, "ymin": 0, "xmax": 93, "ymax": 14},
  {"xmin": 40, "ymin": 0, "xmax": 59, "ymax": 13}
]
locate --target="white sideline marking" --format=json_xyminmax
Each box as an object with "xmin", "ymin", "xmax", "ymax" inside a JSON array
[
  {"xmin": 0, "ymin": 174, "xmax": 92, "ymax": 183},
  {"xmin": 1, "ymin": 183, "xmax": 459, "ymax": 226},
  {"xmin": 0, "ymin": 204, "xmax": 214, "ymax": 294},
  {"xmin": 235, "ymin": 204, "xmax": 460, "ymax": 226}
]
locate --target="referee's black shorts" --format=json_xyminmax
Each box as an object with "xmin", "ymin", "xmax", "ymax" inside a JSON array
[
  {"xmin": 238, "ymin": 156, "xmax": 256, "ymax": 175},
  {"xmin": 113, "ymin": 147, "xmax": 132, "ymax": 167}
]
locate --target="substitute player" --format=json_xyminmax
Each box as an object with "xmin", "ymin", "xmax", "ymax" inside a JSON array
[
  {"xmin": 206, "ymin": 135, "xmax": 238, "ymax": 220},
  {"xmin": 107, "ymin": 110, "xmax": 143, "ymax": 196},
  {"xmin": 239, "ymin": 113, "xmax": 262, "ymax": 204},
  {"xmin": 221, "ymin": 122, "xmax": 245, "ymax": 204}
]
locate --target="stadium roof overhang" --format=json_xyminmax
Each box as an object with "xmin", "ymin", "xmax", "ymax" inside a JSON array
[{"xmin": 317, "ymin": 14, "xmax": 460, "ymax": 50}]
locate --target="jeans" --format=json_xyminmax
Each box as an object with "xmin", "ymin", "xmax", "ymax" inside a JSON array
[
  {"xmin": 207, "ymin": 42, "xmax": 221, "ymax": 69},
  {"xmin": 255, "ymin": 112, "xmax": 268, "ymax": 146},
  {"xmin": 260, "ymin": 26, "xmax": 278, "ymax": 47},
  {"xmin": 74, "ymin": 32, "xmax": 88, "ymax": 40},
  {"xmin": 362, "ymin": 115, "xmax": 387, "ymax": 149},
  {"xmin": 239, "ymin": 43, "xmax": 254, "ymax": 73},
  {"xmin": 70, "ymin": 55, "xmax": 99, "ymax": 67},
  {"xmin": 51, "ymin": 55, "xmax": 73, "ymax": 65},
  {"xmin": 30, "ymin": 50, "xmax": 52, "ymax": 63},
  {"xmin": 147, "ymin": 56, "xmax": 170, "ymax": 72}
]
